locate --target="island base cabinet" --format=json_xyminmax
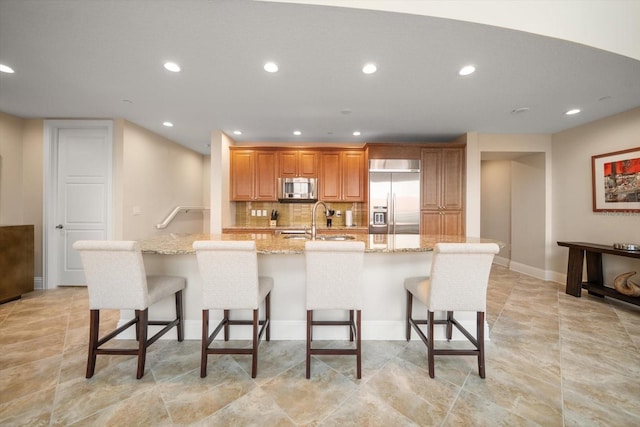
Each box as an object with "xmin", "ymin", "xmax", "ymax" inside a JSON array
[{"xmin": 127, "ymin": 252, "xmax": 487, "ymax": 341}]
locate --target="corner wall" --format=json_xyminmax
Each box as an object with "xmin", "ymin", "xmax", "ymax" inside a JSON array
[
  {"xmin": 119, "ymin": 120, "xmax": 206, "ymax": 240},
  {"xmin": 551, "ymin": 107, "xmax": 640, "ymax": 283},
  {"xmin": 0, "ymin": 112, "xmax": 44, "ymax": 280}
]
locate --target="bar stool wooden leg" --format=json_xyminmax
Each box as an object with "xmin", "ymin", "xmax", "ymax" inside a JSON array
[
  {"xmin": 406, "ymin": 291, "xmax": 413, "ymax": 341},
  {"xmin": 478, "ymin": 312, "xmax": 485, "ymax": 379},
  {"xmin": 251, "ymin": 309, "xmax": 259, "ymax": 378},
  {"xmin": 306, "ymin": 310, "xmax": 312, "ymax": 379},
  {"xmin": 349, "ymin": 310, "xmax": 354, "ymax": 341},
  {"xmin": 427, "ymin": 310, "xmax": 435, "ymax": 378},
  {"xmin": 201, "ymin": 309, "xmax": 209, "ymax": 378},
  {"xmin": 356, "ymin": 310, "xmax": 362, "ymax": 379},
  {"xmin": 446, "ymin": 311, "xmax": 454, "ymax": 340},
  {"xmin": 136, "ymin": 308, "xmax": 149, "ymax": 379},
  {"xmin": 176, "ymin": 290, "xmax": 184, "ymax": 342},
  {"xmin": 265, "ymin": 292, "xmax": 271, "ymax": 341},
  {"xmin": 86, "ymin": 309, "xmax": 99, "ymax": 378},
  {"xmin": 223, "ymin": 309, "xmax": 230, "ymax": 341}
]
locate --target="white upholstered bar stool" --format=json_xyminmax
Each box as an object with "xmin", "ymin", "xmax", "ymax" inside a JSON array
[
  {"xmin": 193, "ymin": 240, "xmax": 273, "ymax": 378},
  {"xmin": 73, "ymin": 240, "xmax": 186, "ymax": 379},
  {"xmin": 405, "ymin": 242, "xmax": 499, "ymax": 378},
  {"xmin": 304, "ymin": 240, "xmax": 365, "ymax": 379}
]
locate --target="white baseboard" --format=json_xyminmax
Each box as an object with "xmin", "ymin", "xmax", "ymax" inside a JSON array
[
  {"xmin": 34, "ymin": 277, "xmax": 44, "ymax": 290},
  {"xmin": 509, "ymin": 261, "xmax": 548, "ymax": 281},
  {"xmin": 493, "ymin": 256, "xmax": 510, "ymax": 268}
]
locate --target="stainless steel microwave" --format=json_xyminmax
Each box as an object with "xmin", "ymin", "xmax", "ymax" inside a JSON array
[{"xmin": 277, "ymin": 177, "xmax": 318, "ymax": 203}]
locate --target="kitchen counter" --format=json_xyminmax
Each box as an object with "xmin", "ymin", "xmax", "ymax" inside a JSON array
[
  {"xmin": 130, "ymin": 233, "xmax": 502, "ymax": 342},
  {"xmin": 139, "ymin": 232, "xmax": 496, "ymax": 255}
]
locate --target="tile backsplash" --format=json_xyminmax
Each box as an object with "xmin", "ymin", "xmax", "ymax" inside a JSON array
[{"xmin": 235, "ymin": 201, "xmax": 366, "ymax": 228}]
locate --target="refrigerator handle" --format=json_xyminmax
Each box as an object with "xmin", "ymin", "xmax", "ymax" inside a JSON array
[{"xmin": 392, "ymin": 193, "xmax": 397, "ymax": 235}]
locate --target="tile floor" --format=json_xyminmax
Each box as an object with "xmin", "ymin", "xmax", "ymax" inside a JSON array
[{"xmin": 1, "ymin": 265, "xmax": 640, "ymax": 426}]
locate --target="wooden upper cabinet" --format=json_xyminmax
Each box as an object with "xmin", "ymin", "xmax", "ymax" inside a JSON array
[
  {"xmin": 230, "ymin": 149, "xmax": 277, "ymax": 201},
  {"xmin": 278, "ymin": 150, "xmax": 317, "ymax": 177},
  {"xmin": 230, "ymin": 150, "xmax": 254, "ymax": 201},
  {"xmin": 319, "ymin": 151, "xmax": 342, "ymax": 201},
  {"xmin": 342, "ymin": 150, "xmax": 365, "ymax": 201},
  {"xmin": 441, "ymin": 148, "xmax": 464, "ymax": 210},
  {"xmin": 254, "ymin": 151, "xmax": 278, "ymax": 200},
  {"xmin": 318, "ymin": 150, "xmax": 365, "ymax": 201},
  {"xmin": 421, "ymin": 147, "xmax": 463, "ymax": 210},
  {"xmin": 420, "ymin": 146, "xmax": 465, "ymax": 236}
]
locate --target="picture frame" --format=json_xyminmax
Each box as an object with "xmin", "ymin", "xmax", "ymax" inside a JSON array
[{"xmin": 592, "ymin": 147, "xmax": 640, "ymax": 212}]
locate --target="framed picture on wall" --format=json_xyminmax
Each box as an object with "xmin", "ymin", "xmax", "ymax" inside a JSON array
[{"xmin": 592, "ymin": 147, "xmax": 640, "ymax": 212}]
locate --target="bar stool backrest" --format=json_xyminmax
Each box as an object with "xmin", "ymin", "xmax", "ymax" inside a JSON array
[
  {"xmin": 73, "ymin": 240, "xmax": 149, "ymax": 310},
  {"xmin": 193, "ymin": 240, "xmax": 261, "ymax": 310},
  {"xmin": 305, "ymin": 240, "xmax": 365, "ymax": 310},
  {"xmin": 427, "ymin": 242, "xmax": 499, "ymax": 312}
]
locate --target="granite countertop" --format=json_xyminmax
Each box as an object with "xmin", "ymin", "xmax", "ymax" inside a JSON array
[
  {"xmin": 223, "ymin": 225, "xmax": 369, "ymax": 232},
  {"xmin": 138, "ymin": 233, "xmax": 500, "ymax": 255}
]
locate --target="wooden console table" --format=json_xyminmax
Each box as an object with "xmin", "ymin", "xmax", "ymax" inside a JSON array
[{"xmin": 557, "ymin": 241, "xmax": 640, "ymax": 306}]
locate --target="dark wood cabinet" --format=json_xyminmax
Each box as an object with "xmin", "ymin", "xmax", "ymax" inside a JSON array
[{"xmin": 0, "ymin": 225, "xmax": 34, "ymax": 304}]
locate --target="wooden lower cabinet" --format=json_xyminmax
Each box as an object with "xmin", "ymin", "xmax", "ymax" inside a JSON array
[{"xmin": 420, "ymin": 210, "xmax": 464, "ymax": 236}]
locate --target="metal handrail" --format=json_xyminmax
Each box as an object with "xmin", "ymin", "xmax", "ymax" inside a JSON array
[{"xmin": 156, "ymin": 206, "xmax": 209, "ymax": 229}]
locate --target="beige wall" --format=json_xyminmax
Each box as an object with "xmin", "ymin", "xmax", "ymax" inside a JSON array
[
  {"xmin": 551, "ymin": 107, "xmax": 640, "ymax": 281},
  {"xmin": 0, "ymin": 111, "xmax": 24, "ymax": 224},
  {"xmin": 119, "ymin": 120, "xmax": 206, "ymax": 240},
  {"xmin": 511, "ymin": 153, "xmax": 546, "ymax": 271},
  {"xmin": 480, "ymin": 160, "xmax": 511, "ymax": 261},
  {"xmin": 0, "ymin": 112, "xmax": 44, "ymax": 277},
  {"xmin": 0, "ymin": 112, "xmax": 206, "ymax": 284}
]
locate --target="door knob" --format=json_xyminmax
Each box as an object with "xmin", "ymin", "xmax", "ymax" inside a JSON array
[{"xmin": 55, "ymin": 224, "xmax": 64, "ymax": 229}]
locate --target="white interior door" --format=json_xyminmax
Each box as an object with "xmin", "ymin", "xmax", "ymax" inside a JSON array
[{"xmin": 45, "ymin": 121, "xmax": 112, "ymax": 287}]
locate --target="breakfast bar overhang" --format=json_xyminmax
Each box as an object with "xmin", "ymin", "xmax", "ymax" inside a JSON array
[{"xmin": 127, "ymin": 233, "xmax": 501, "ymax": 341}]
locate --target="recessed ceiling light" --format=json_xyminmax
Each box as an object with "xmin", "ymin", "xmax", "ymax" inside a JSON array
[
  {"xmin": 264, "ymin": 62, "xmax": 278, "ymax": 73},
  {"xmin": 164, "ymin": 62, "xmax": 181, "ymax": 72},
  {"xmin": 162, "ymin": 121, "xmax": 173, "ymax": 127},
  {"xmin": 0, "ymin": 64, "xmax": 15, "ymax": 73},
  {"xmin": 362, "ymin": 63, "xmax": 377, "ymax": 74},
  {"xmin": 458, "ymin": 65, "xmax": 476, "ymax": 76},
  {"xmin": 565, "ymin": 108, "xmax": 581, "ymax": 116},
  {"xmin": 293, "ymin": 130, "xmax": 302, "ymax": 136},
  {"xmin": 353, "ymin": 131, "xmax": 361, "ymax": 136},
  {"xmin": 233, "ymin": 130, "xmax": 242, "ymax": 135}
]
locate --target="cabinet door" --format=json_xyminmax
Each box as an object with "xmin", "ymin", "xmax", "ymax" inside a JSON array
[
  {"xmin": 421, "ymin": 149, "xmax": 441, "ymax": 210},
  {"xmin": 442, "ymin": 148, "xmax": 464, "ymax": 210},
  {"xmin": 319, "ymin": 152, "xmax": 341, "ymax": 201},
  {"xmin": 230, "ymin": 150, "xmax": 254, "ymax": 201},
  {"xmin": 255, "ymin": 151, "xmax": 278, "ymax": 200},
  {"xmin": 298, "ymin": 151, "xmax": 318, "ymax": 177},
  {"xmin": 278, "ymin": 151, "xmax": 298, "ymax": 177},
  {"xmin": 442, "ymin": 211, "xmax": 464, "ymax": 235},
  {"xmin": 420, "ymin": 211, "xmax": 442, "ymax": 235},
  {"xmin": 342, "ymin": 151, "xmax": 365, "ymax": 201}
]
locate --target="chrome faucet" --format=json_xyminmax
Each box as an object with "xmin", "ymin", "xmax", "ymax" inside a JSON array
[{"xmin": 311, "ymin": 200, "xmax": 328, "ymax": 239}]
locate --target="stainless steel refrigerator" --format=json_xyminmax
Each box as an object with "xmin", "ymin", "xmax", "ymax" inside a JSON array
[{"xmin": 369, "ymin": 159, "xmax": 421, "ymax": 234}]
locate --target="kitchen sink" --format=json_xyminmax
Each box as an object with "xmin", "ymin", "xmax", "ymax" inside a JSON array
[
  {"xmin": 276, "ymin": 229, "xmax": 308, "ymax": 235},
  {"xmin": 316, "ymin": 235, "xmax": 356, "ymax": 241}
]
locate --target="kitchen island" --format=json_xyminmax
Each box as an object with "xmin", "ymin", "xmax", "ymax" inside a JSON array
[{"xmin": 129, "ymin": 233, "xmax": 500, "ymax": 341}]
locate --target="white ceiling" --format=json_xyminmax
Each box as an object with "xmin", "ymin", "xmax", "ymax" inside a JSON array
[{"xmin": 1, "ymin": 0, "xmax": 639, "ymax": 155}]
